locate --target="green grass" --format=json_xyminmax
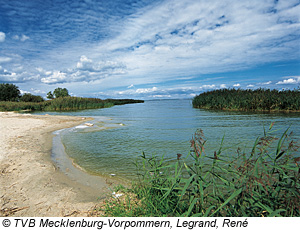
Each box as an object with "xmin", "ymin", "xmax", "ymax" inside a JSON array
[
  {"xmin": 192, "ymin": 88, "xmax": 300, "ymax": 111},
  {"xmin": 0, "ymin": 97, "xmax": 144, "ymax": 112},
  {"xmin": 102, "ymin": 125, "xmax": 300, "ymax": 217}
]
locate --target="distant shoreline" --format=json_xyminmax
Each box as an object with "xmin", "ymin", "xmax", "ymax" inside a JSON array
[
  {"xmin": 194, "ymin": 107, "xmax": 300, "ymax": 113},
  {"xmin": 0, "ymin": 112, "xmax": 118, "ymax": 216},
  {"xmin": 193, "ymin": 88, "xmax": 300, "ymax": 112}
]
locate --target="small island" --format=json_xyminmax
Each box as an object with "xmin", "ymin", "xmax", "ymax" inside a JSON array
[{"xmin": 192, "ymin": 88, "xmax": 300, "ymax": 112}]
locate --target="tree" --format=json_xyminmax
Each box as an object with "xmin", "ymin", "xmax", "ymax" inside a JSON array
[
  {"xmin": 53, "ymin": 87, "xmax": 69, "ymax": 98},
  {"xmin": 0, "ymin": 83, "xmax": 21, "ymax": 101},
  {"xmin": 20, "ymin": 93, "xmax": 44, "ymax": 102},
  {"xmin": 47, "ymin": 91, "xmax": 54, "ymax": 100},
  {"xmin": 47, "ymin": 88, "xmax": 69, "ymax": 99}
]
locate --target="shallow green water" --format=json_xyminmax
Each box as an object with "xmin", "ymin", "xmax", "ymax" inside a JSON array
[{"xmin": 37, "ymin": 99, "xmax": 300, "ymax": 179}]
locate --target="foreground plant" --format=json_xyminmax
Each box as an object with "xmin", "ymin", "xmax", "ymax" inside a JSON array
[
  {"xmin": 102, "ymin": 124, "xmax": 299, "ymax": 217},
  {"xmin": 185, "ymin": 125, "xmax": 300, "ymax": 217}
]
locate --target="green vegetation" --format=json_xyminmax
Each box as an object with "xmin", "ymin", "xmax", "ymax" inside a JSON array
[
  {"xmin": 47, "ymin": 87, "xmax": 69, "ymax": 99},
  {"xmin": 192, "ymin": 88, "xmax": 300, "ymax": 111},
  {"xmin": 47, "ymin": 91, "xmax": 54, "ymax": 99},
  {"xmin": 0, "ymin": 83, "xmax": 21, "ymax": 101},
  {"xmin": 43, "ymin": 97, "xmax": 114, "ymax": 111},
  {"xmin": 0, "ymin": 83, "xmax": 143, "ymax": 111},
  {"xmin": 105, "ymin": 98, "xmax": 145, "ymax": 105},
  {"xmin": 0, "ymin": 101, "xmax": 45, "ymax": 112},
  {"xmin": 20, "ymin": 93, "xmax": 44, "ymax": 102},
  {"xmin": 0, "ymin": 97, "xmax": 144, "ymax": 112},
  {"xmin": 102, "ymin": 125, "xmax": 300, "ymax": 217}
]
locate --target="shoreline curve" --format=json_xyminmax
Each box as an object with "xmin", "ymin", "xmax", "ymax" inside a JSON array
[{"xmin": 0, "ymin": 112, "xmax": 119, "ymax": 216}]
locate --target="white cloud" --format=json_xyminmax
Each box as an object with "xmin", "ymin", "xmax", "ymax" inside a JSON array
[
  {"xmin": 0, "ymin": 57, "xmax": 12, "ymax": 63},
  {"xmin": 39, "ymin": 56, "xmax": 127, "ymax": 84},
  {"xmin": 76, "ymin": 55, "xmax": 93, "ymax": 69},
  {"xmin": 0, "ymin": 32, "xmax": 5, "ymax": 42},
  {"xmin": 220, "ymin": 84, "xmax": 227, "ymax": 89},
  {"xmin": 136, "ymin": 86, "xmax": 158, "ymax": 94},
  {"xmin": 201, "ymin": 84, "xmax": 216, "ymax": 89},
  {"xmin": 20, "ymin": 88, "xmax": 45, "ymax": 95},
  {"xmin": 0, "ymin": 66, "xmax": 17, "ymax": 81},
  {"xmin": 1, "ymin": 0, "xmax": 299, "ymax": 98},
  {"xmin": 275, "ymin": 0, "xmax": 299, "ymax": 11},
  {"xmin": 36, "ymin": 67, "xmax": 52, "ymax": 76},
  {"xmin": 247, "ymin": 84, "xmax": 255, "ymax": 88},
  {"xmin": 276, "ymin": 77, "xmax": 300, "ymax": 85},
  {"xmin": 20, "ymin": 35, "xmax": 30, "ymax": 42},
  {"xmin": 262, "ymin": 81, "xmax": 272, "ymax": 85},
  {"xmin": 20, "ymin": 90, "xmax": 30, "ymax": 94},
  {"xmin": 95, "ymin": 0, "xmax": 300, "ymax": 82},
  {"xmin": 13, "ymin": 34, "xmax": 30, "ymax": 42},
  {"xmin": 30, "ymin": 88, "xmax": 45, "ymax": 94},
  {"xmin": 76, "ymin": 55, "xmax": 126, "ymax": 74},
  {"xmin": 152, "ymin": 94, "xmax": 171, "ymax": 98},
  {"xmin": 41, "ymin": 71, "xmax": 67, "ymax": 84},
  {"xmin": 99, "ymin": 84, "xmax": 221, "ymax": 99},
  {"xmin": 0, "ymin": 67, "xmax": 34, "ymax": 82}
]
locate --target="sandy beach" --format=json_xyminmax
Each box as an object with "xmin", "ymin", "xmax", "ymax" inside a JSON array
[{"xmin": 0, "ymin": 112, "xmax": 114, "ymax": 217}]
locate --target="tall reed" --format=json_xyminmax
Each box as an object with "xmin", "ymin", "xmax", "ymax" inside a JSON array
[
  {"xmin": 103, "ymin": 125, "xmax": 300, "ymax": 217},
  {"xmin": 193, "ymin": 88, "xmax": 300, "ymax": 111},
  {"xmin": 0, "ymin": 97, "xmax": 144, "ymax": 112}
]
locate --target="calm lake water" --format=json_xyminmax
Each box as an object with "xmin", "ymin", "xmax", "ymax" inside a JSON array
[{"xmin": 36, "ymin": 99, "xmax": 300, "ymax": 179}]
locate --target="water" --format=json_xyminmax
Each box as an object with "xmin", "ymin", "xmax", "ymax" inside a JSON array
[{"xmin": 35, "ymin": 99, "xmax": 300, "ymax": 179}]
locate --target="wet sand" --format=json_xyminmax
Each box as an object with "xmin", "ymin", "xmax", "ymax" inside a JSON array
[{"xmin": 0, "ymin": 112, "xmax": 116, "ymax": 216}]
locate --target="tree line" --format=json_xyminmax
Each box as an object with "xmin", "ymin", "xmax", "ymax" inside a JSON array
[
  {"xmin": 0, "ymin": 83, "xmax": 70, "ymax": 102},
  {"xmin": 0, "ymin": 83, "xmax": 143, "ymax": 112}
]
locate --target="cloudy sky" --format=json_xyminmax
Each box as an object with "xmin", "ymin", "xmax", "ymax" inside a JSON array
[{"xmin": 0, "ymin": 0, "xmax": 299, "ymax": 99}]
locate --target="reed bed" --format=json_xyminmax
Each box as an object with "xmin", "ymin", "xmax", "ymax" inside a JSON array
[
  {"xmin": 103, "ymin": 124, "xmax": 300, "ymax": 217},
  {"xmin": 0, "ymin": 97, "xmax": 144, "ymax": 112},
  {"xmin": 192, "ymin": 88, "xmax": 300, "ymax": 111},
  {"xmin": 0, "ymin": 101, "xmax": 45, "ymax": 111}
]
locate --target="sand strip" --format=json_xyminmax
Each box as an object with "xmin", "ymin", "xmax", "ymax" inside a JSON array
[{"xmin": 0, "ymin": 112, "xmax": 115, "ymax": 216}]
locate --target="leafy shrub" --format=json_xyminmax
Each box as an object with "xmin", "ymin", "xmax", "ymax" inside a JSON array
[{"xmin": 20, "ymin": 93, "xmax": 44, "ymax": 102}]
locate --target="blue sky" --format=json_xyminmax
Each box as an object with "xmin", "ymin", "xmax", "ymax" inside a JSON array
[{"xmin": 0, "ymin": 0, "xmax": 299, "ymax": 99}]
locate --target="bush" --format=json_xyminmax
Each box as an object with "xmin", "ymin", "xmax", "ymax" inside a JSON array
[{"xmin": 20, "ymin": 93, "xmax": 44, "ymax": 102}]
